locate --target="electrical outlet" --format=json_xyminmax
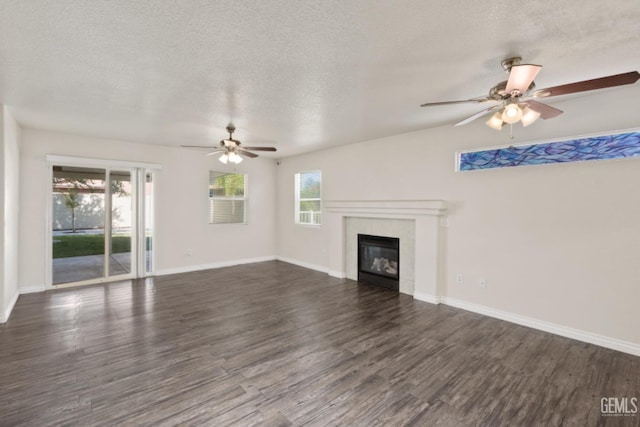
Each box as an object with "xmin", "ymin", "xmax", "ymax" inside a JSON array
[
  {"xmin": 456, "ymin": 274, "xmax": 463, "ymax": 284},
  {"xmin": 479, "ymin": 278, "xmax": 487, "ymax": 288},
  {"xmin": 186, "ymin": 249, "xmax": 193, "ymax": 257}
]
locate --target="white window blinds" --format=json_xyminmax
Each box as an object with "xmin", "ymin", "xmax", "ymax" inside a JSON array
[{"xmin": 209, "ymin": 171, "xmax": 247, "ymax": 224}]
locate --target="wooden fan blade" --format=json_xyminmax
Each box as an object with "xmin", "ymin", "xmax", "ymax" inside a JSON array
[
  {"xmin": 524, "ymin": 100, "xmax": 563, "ymax": 119},
  {"xmin": 533, "ymin": 71, "xmax": 639, "ymax": 98},
  {"xmin": 238, "ymin": 149, "xmax": 258, "ymax": 158},
  {"xmin": 453, "ymin": 104, "xmax": 502, "ymax": 127},
  {"xmin": 241, "ymin": 146, "xmax": 277, "ymax": 151},
  {"xmin": 205, "ymin": 149, "xmax": 226, "ymax": 156},
  {"xmin": 505, "ymin": 64, "xmax": 542, "ymax": 94},
  {"xmin": 420, "ymin": 97, "xmax": 492, "ymax": 107},
  {"xmin": 181, "ymin": 145, "xmax": 220, "ymax": 149}
]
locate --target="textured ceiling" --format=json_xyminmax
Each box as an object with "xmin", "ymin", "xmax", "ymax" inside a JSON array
[{"xmin": 0, "ymin": 0, "xmax": 639, "ymax": 157}]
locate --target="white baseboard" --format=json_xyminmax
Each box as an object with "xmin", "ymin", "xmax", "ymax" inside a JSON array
[
  {"xmin": 156, "ymin": 264, "xmax": 213, "ymax": 276},
  {"xmin": 20, "ymin": 285, "xmax": 46, "ymax": 294},
  {"xmin": 438, "ymin": 296, "xmax": 640, "ymax": 357},
  {"xmin": 155, "ymin": 256, "xmax": 277, "ymax": 276},
  {"xmin": 0, "ymin": 290, "xmax": 20, "ymax": 323},
  {"xmin": 328, "ymin": 270, "xmax": 346, "ymax": 279},
  {"xmin": 276, "ymin": 256, "xmax": 329, "ymax": 274},
  {"xmin": 413, "ymin": 291, "xmax": 441, "ymax": 305}
]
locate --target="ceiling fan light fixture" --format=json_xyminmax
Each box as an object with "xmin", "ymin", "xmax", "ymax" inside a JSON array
[
  {"xmin": 502, "ymin": 102, "xmax": 523, "ymax": 124},
  {"xmin": 228, "ymin": 152, "xmax": 243, "ymax": 164},
  {"xmin": 486, "ymin": 111, "xmax": 504, "ymax": 130},
  {"xmin": 184, "ymin": 123, "xmax": 276, "ymax": 159},
  {"xmin": 521, "ymin": 106, "xmax": 541, "ymax": 127},
  {"xmin": 419, "ymin": 58, "xmax": 640, "ymax": 132}
]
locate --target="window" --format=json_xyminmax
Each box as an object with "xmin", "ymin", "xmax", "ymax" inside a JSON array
[
  {"xmin": 209, "ymin": 171, "xmax": 247, "ymax": 224},
  {"xmin": 295, "ymin": 170, "xmax": 321, "ymax": 225}
]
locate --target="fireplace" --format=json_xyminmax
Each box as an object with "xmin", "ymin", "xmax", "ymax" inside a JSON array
[
  {"xmin": 358, "ymin": 234, "xmax": 400, "ymax": 291},
  {"xmin": 326, "ymin": 200, "xmax": 447, "ymax": 298}
]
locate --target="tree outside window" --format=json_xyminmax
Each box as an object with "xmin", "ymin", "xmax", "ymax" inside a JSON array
[
  {"xmin": 296, "ymin": 171, "xmax": 321, "ymax": 225},
  {"xmin": 209, "ymin": 172, "xmax": 247, "ymax": 224}
]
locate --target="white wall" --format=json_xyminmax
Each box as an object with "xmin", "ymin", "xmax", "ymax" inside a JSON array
[
  {"xmin": 1, "ymin": 106, "xmax": 21, "ymax": 321},
  {"xmin": 52, "ymin": 193, "xmax": 133, "ymax": 230},
  {"xmin": 276, "ymin": 85, "xmax": 640, "ymax": 346},
  {"xmin": 18, "ymin": 128, "xmax": 277, "ymax": 290},
  {"xmin": 0, "ymin": 107, "xmax": 4, "ymax": 314}
]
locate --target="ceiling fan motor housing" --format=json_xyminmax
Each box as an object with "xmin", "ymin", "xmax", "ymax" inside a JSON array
[
  {"xmin": 500, "ymin": 56, "xmax": 522, "ymax": 72},
  {"xmin": 489, "ymin": 80, "xmax": 536, "ymax": 101}
]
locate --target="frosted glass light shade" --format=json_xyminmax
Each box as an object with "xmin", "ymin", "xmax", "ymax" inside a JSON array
[
  {"xmin": 219, "ymin": 153, "xmax": 229, "ymax": 164},
  {"xmin": 228, "ymin": 152, "xmax": 243, "ymax": 164},
  {"xmin": 486, "ymin": 111, "xmax": 504, "ymax": 130},
  {"xmin": 521, "ymin": 106, "xmax": 541, "ymax": 127},
  {"xmin": 502, "ymin": 103, "xmax": 523, "ymax": 124}
]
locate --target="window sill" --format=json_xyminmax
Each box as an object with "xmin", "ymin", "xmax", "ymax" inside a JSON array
[{"xmin": 295, "ymin": 223, "xmax": 322, "ymax": 228}]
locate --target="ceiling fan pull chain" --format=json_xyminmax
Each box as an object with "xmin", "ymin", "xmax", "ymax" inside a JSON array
[{"xmin": 509, "ymin": 123, "xmax": 514, "ymax": 140}]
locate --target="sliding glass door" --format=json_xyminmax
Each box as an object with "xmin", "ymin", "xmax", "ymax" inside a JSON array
[
  {"xmin": 108, "ymin": 170, "xmax": 133, "ymax": 277},
  {"xmin": 51, "ymin": 163, "xmax": 154, "ymax": 287},
  {"xmin": 143, "ymin": 171, "xmax": 154, "ymax": 275},
  {"xmin": 52, "ymin": 166, "xmax": 108, "ymax": 284}
]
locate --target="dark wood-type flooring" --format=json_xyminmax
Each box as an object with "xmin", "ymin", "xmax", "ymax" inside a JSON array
[{"xmin": 1, "ymin": 261, "xmax": 639, "ymax": 426}]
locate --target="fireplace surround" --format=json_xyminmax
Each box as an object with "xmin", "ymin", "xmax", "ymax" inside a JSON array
[{"xmin": 324, "ymin": 200, "xmax": 447, "ymax": 302}]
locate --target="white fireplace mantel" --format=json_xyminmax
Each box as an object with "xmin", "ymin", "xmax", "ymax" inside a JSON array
[
  {"xmin": 324, "ymin": 200, "xmax": 447, "ymax": 217},
  {"xmin": 324, "ymin": 200, "xmax": 447, "ymax": 303}
]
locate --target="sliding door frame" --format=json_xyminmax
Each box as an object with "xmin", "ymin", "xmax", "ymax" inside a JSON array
[
  {"xmin": 136, "ymin": 168, "xmax": 157, "ymax": 278},
  {"xmin": 45, "ymin": 155, "xmax": 161, "ymax": 289}
]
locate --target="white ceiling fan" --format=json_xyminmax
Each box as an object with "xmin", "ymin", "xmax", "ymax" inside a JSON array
[
  {"xmin": 182, "ymin": 124, "xmax": 277, "ymax": 164},
  {"xmin": 420, "ymin": 57, "xmax": 640, "ymax": 132}
]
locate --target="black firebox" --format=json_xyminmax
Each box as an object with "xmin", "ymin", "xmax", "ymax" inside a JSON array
[{"xmin": 357, "ymin": 234, "xmax": 399, "ymax": 291}]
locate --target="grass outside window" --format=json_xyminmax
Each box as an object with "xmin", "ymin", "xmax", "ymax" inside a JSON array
[{"xmin": 52, "ymin": 234, "xmax": 131, "ymax": 258}]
